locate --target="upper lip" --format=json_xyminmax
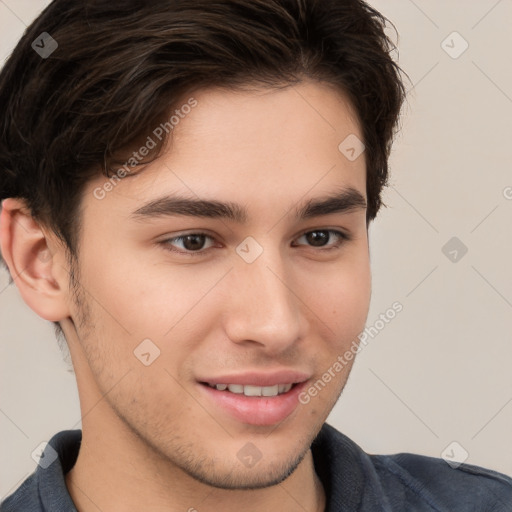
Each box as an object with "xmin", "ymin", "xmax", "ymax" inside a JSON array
[{"xmin": 199, "ymin": 370, "xmax": 311, "ymax": 387}]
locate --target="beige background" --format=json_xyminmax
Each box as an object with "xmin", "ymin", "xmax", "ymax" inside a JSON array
[{"xmin": 1, "ymin": 0, "xmax": 511, "ymax": 499}]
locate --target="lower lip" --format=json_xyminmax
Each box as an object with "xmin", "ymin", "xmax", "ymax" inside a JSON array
[{"xmin": 198, "ymin": 381, "xmax": 308, "ymax": 426}]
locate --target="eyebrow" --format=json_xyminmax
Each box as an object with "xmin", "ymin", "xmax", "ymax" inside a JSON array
[{"xmin": 130, "ymin": 187, "xmax": 367, "ymax": 223}]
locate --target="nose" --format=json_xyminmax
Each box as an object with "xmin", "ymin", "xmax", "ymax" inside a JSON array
[{"xmin": 222, "ymin": 246, "xmax": 306, "ymax": 354}]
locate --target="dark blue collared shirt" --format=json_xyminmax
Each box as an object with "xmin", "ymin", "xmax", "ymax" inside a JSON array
[{"xmin": 2, "ymin": 423, "xmax": 512, "ymax": 511}]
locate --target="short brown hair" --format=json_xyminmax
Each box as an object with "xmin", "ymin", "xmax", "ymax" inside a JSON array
[{"xmin": 0, "ymin": 0, "xmax": 406, "ymax": 268}]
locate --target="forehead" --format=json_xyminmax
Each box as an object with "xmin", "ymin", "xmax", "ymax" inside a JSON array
[
  {"xmin": 170, "ymin": 80, "xmax": 362, "ymax": 158},
  {"xmin": 83, "ymin": 80, "xmax": 366, "ymax": 219}
]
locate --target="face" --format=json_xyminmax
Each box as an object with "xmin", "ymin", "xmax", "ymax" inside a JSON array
[{"xmin": 64, "ymin": 80, "xmax": 371, "ymax": 489}]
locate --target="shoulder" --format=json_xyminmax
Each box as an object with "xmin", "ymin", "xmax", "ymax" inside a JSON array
[
  {"xmin": 313, "ymin": 423, "xmax": 512, "ymax": 511},
  {"xmin": 1, "ymin": 474, "xmax": 41, "ymax": 512},
  {"xmin": 372, "ymin": 451, "xmax": 512, "ymax": 511},
  {"xmin": 1, "ymin": 430, "xmax": 81, "ymax": 512}
]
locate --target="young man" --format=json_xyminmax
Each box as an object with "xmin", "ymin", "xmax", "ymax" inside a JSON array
[{"xmin": 0, "ymin": 0, "xmax": 511, "ymax": 511}]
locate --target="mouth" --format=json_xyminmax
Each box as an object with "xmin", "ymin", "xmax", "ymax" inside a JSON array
[
  {"xmin": 197, "ymin": 380, "xmax": 308, "ymax": 426},
  {"xmin": 201, "ymin": 382, "xmax": 296, "ymax": 397}
]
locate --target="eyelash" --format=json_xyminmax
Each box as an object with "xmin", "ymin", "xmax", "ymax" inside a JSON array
[{"xmin": 160, "ymin": 229, "xmax": 351, "ymax": 257}]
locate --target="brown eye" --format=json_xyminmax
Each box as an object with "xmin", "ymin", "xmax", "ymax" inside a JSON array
[
  {"xmin": 162, "ymin": 233, "xmax": 216, "ymax": 255},
  {"xmin": 294, "ymin": 229, "xmax": 349, "ymax": 249},
  {"xmin": 305, "ymin": 230, "xmax": 330, "ymax": 247},
  {"xmin": 180, "ymin": 234, "xmax": 207, "ymax": 251}
]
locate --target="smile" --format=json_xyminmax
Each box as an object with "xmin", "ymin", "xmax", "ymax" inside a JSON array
[{"xmin": 205, "ymin": 383, "xmax": 294, "ymax": 396}]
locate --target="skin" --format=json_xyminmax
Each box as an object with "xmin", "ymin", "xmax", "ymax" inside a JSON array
[{"xmin": 0, "ymin": 80, "xmax": 371, "ymax": 512}]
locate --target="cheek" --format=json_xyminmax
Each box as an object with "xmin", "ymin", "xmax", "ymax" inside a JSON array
[
  {"xmin": 302, "ymin": 249, "xmax": 371, "ymax": 347},
  {"xmin": 81, "ymin": 247, "xmax": 222, "ymax": 339}
]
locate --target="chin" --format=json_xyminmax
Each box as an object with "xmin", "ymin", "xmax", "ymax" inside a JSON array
[{"xmin": 183, "ymin": 449, "xmax": 308, "ymax": 490}]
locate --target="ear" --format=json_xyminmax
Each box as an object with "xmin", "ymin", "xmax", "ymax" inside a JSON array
[{"xmin": 0, "ymin": 198, "xmax": 71, "ymax": 322}]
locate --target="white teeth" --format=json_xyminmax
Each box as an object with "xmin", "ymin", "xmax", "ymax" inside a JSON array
[
  {"xmin": 243, "ymin": 385, "xmax": 280, "ymax": 397},
  {"xmin": 208, "ymin": 383, "xmax": 293, "ymax": 396},
  {"xmin": 278, "ymin": 384, "xmax": 293, "ymax": 394},
  {"xmin": 244, "ymin": 385, "xmax": 264, "ymax": 396},
  {"xmin": 261, "ymin": 385, "xmax": 279, "ymax": 397}
]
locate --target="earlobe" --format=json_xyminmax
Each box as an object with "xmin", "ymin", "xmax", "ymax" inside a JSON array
[{"xmin": 0, "ymin": 198, "xmax": 71, "ymax": 322}]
